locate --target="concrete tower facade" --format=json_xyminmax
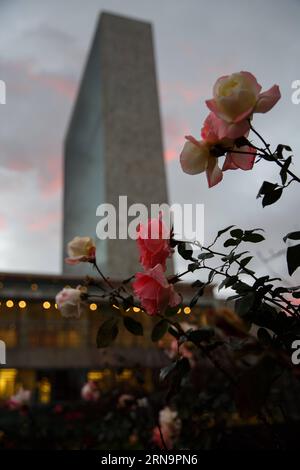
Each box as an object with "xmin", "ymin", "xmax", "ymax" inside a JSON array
[{"xmin": 63, "ymin": 12, "xmax": 170, "ymax": 278}]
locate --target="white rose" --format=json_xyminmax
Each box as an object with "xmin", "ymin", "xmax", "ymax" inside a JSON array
[
  {"xmin": 55, "ymin": 287, "xmax": 86, "ymax": 318},
  {"xmin": 65, "ymin": 236, "xmax": 96, "ymax": 265}
]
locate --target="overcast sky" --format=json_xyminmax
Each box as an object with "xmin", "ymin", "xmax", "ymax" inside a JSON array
[{"xmin": 1, "ymin": 0, "xmax": 300, "ymax": 287}]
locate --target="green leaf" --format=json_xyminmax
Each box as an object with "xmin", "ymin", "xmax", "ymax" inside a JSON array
[
  {"xmin": 151, "ymin": 319, "xmax": 169, "ymax": 342},
  {"xmin": 276, "ymin": 144, "xmax": 292, "ymax": 159},
  {"xmin": 123, "ymin": 316, "xmax": 143, "ymax": 336},
  {"xmin": 197, "ymin": 252, "xmax": 214, "ymax": 260},
  {"xmin": 235, "ymin": 292, "xmax": 255, "ymax": 317},
  {"xmin": 239, "ymin": 256, "xmax": 252, "ymax": 268},
  {"xmin": 218, "ymin": 275, "xmax": 238, "ymax": 291},
  {"xmin": 191, "ymin": 280, "xmax": 205, "ymax": 288},
  {"xmin": 224, "ymin": 238, "xmax": 240, "ymax": 247},
  {"xmin": 280, "ymin": 156, "xmax": 292, "ymax": 185},
  {"xmin": 230, "ymin": 228, "xmax": 244, "ymax": 239},
  {"xmin": 283, "ymin": 231, "xmax": 300, "ymax": 243},
  {"xmin": 187, "ymin": 327, "xmax": 214, "ymax": 344},
  {"xmin": 242, "ymin": 233, "xmax": 265, "ymax": 243},
  {"xmin": 257, "ymin": 181, "xmax": 278, "ymax": 198},
  {"xmin": 177, "ymin": 242, "xmax": 193, "ymax": 260},
  {"xmin": 188, "ymin": 262, "xmax": 199, "ymax": 272},
  {"xmin": 217, "ymin": 225, "xmax": 235, "ymax": 238},
  {"xmin": 96, "ymin": 317, "xmax": 119, "ymax": 348},
  {"xmin": 287, "ymin": 244, "xmax": 300, "ymax": 276},
  {"xmin": 262, "ymin": 188, "xmax": 283, "ymax": 207}
]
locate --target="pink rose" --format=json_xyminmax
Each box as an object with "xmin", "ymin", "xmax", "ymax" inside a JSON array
[
  {"xmin": 180, "ymin": 134, "xmax": 226, "ymax": 188},
  {"xmin": 81, "ymin": 381, "xmax": 100, "ymax": 402},
  {"xmin": 7, "ymin": 387, "xmax": 31, "ymax": 410},
  {"xmin": 133, "ymin": 264, "xmax": 180, "ymax": 316},
  {"xmin": 152, "ymin": 407, "xmax": 181, "ymax": 449},
  {"xmin": 180, "ymin": 112, "xmax": 256, "ymax": 185},
  {"xmin": 55, "ymin": 286, "xmax": 87, "ymax": 318},
  {"xmin": 65, "ymin": 236, "xmax": 96, "ymax": 265},
  {"xmin": 137, "ymin": 216, "xmax": 172, "ymax": 271},
  {"xmin": 180, "ymin": 136, "xmax": 223, "ymax": 188},
  {"xmin": 206, "ymin": 71, "xmax": 280, "ymax": 139}
]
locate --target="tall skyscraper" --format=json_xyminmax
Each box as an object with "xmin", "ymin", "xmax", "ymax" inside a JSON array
[{"xmin": 63, "ymin": 12, "xmax": 171, "ymax": 278}]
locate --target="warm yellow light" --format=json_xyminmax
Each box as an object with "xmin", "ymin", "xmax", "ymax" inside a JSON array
[
  {"xmin": 90, "ymin": 303, "xmax": 97, "ymax": 311},
  {"xmin": 18, "ymin": 300, "xmax": 26, "ymax": 309},
  {"xmin": 177, "ymin": 308, "xmax": 182, "ymax": 314},
  {"xmin": 55, "ymin": 303, "xmax": 58, "ymax": 309},
  {"xmin": 39, "ymin": 378, "xmax": 51, "ymax": 404},
  {"xmin": 184, "ymin": 307, "xmax": 191, "ymax": 315},
  {"xmin": 133, "ymin": 307, "xmax": 140, "ymax": 313},
  {"xmin": 6, "ymin": 300, "xmax": 14, "ymax": 308},
  {"xmin": 43, "ymin": 301, "xmax": 51, "ymax": 310},
  {"xmin": 88, "ymin": 370, "xmax": 103, "ymax": 381},
  {"xmin": 31, "ymin": 283, "xmax": 38, "ymax": 291},
  {"xmin": 0, "ymin": 369, "xmax": 17, "ymax": 399}
]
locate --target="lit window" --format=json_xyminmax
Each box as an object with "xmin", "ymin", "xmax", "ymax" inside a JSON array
[
  {"xmin": 18, "ymin": 300, "xmax": 26, "ymax": 309},
  {"xmin": 43, "ymin": 301, "xmax": 51, "ymax": 309},
  {"xmin": 89, "ymin": 303, "xmax": 97, "ymax": 311},
  {"xmin": 184, "ymin": 307, "xmax": 191, "ymax": 315},
  {"xmin": 38, "ymin": 378, "xmax": 51, "ymax": 404},
  {"xmin": 6, "ymin": 300, "xmax": 14, "ymax": 308},
  {"xmin": 88, "ymin": 370, "xmax": 103, "ymax": 381},
  {"xmin": 0, "ymin": 369, "xmax": 17, "ymax": 399}
]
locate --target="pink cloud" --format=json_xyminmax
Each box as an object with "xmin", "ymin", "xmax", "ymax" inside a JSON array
[
  {"xmin": 160, "ymin": 80, "xmax": 209, "ymax": 104},
  {"xmin": 7, "ymin": 160, "xmax": 33, "ymax": 172},
  {"xmin": 163, "ymin": 116, "xmax": 190, "ymax": 162},
  {"xmin": 27, "ymin": 211, "xmax": 60, "ymax": 232},
  {"xmin": 26, "ymin": 64, "xmax": 77, "ymax": 100},
  {"xmin": 0, "ymin": 215, "xmax": 7, "ymax": 230},
  {"xmin": 39, "ymin": 157, "xmax": 62, "ymax": 197}
]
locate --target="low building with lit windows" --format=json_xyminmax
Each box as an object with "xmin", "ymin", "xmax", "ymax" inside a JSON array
[{"xmin": 0, "ymin": 271, "xmax": 220, "ymax": 403}]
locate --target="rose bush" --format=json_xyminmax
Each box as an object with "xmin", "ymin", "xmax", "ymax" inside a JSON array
[{"xmin": 56, "ymin": 71, "xmax": 300, "ymax": 450}]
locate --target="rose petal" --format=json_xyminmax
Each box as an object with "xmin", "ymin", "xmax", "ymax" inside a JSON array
[
  {"xmin": 223, "ymin": 146, "xmax": 256, "ymax": 171},
  {"xmin": 254, "ymin": 85, "xmax": 281, "ymax": 114},
  {"xmin": 206, "ymin": 157, "xmax": 223, "ymax": 188},
  {"xmin": 180, "ymin": 139, "xmax": 209, "ymax": 175},
  {"xmin": 217, "ymin": 119, "xmax": 250, "ymax": 140},
  {"xmin": 239, "ymin": 71, "xmax": 262, "ymax": 95}
]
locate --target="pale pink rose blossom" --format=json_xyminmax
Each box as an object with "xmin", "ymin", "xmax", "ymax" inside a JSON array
[
  {"xmin": 206, "ymin": 71, "xmax": 280, "ymax": 139},
  {"xmin": 152, "ymin": 406, "xmax": 181, "ymax": 449},
  {"xmin": 180, "ymin": 136, "xmax": 223, "ymax": 188},
  {"xmin": 65, "ymin": 236, "xmax": 96, "ymax": 265},
  {"xmin": 81, "ymin": 381, "xmax": 100, "ymax": 402},
  {"xmin": 180, "ymin": 111, "xmax": 256, "ymax": 185},
  {"xmin": 7, "ymin": 387, "xmax": 31, "ymax": 410},
  {"xmin": 133, "ymin": 264, "xmax": 181, "ymax": 316},
  {"xmin": 55, "ymin": 286, "xmax": 87, "ymax": 318}
]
